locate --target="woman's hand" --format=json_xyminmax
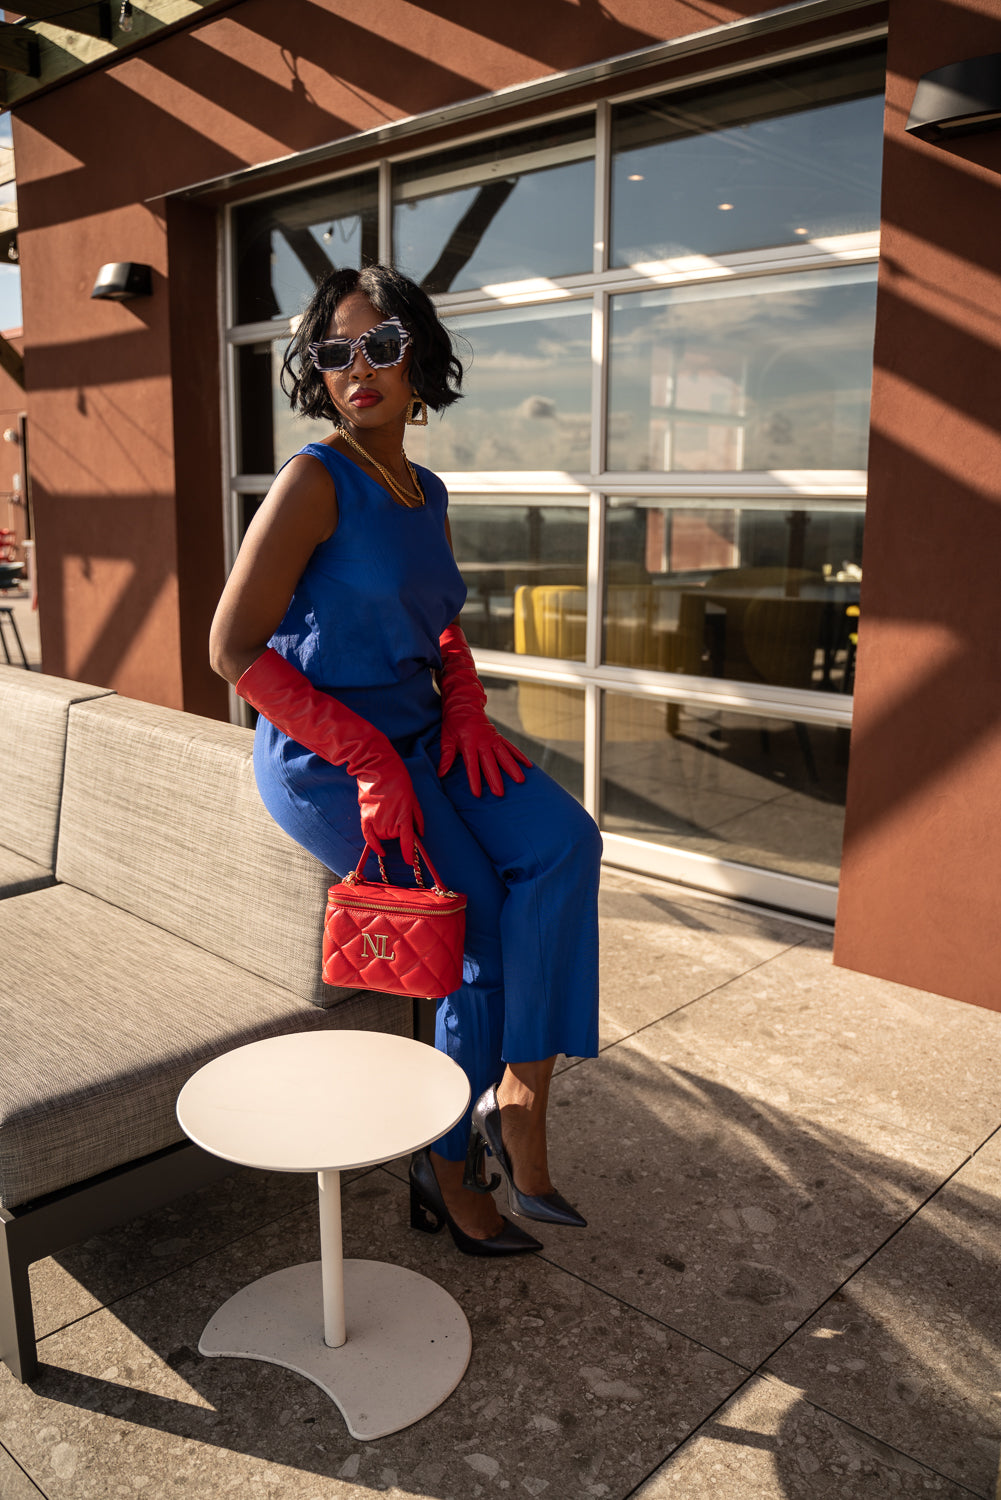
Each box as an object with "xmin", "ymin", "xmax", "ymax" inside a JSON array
[{"xmin": 437, "ymin": 623, "xmax": 532, "ymax": 797}]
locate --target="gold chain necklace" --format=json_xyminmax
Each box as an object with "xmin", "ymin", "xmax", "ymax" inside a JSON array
[{"xmin": 336, "ymin": 427, "xmax": 424, "ymax": 508}]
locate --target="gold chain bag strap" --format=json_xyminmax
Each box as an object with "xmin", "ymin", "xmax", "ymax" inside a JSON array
[{"xmin": 322, "ymin": 838, "xmax": 466, "ymax": 999}]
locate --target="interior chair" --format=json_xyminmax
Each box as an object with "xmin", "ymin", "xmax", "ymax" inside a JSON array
[
  {"xmin": 701, "ymin": 565, "xmax": 822, "ymax": 595},
  {"xmin": 513, "ymin": 584, "xmax": 706, "ymax": 742},
  {"xmin": 740, "ymin": 595, "xmax": 827, "ymax": 780}
]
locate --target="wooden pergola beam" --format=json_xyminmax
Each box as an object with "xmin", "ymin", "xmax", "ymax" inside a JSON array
[
  {"xmin": 0, "ymin": 24, "xmax": 39, "ymax": 76},
  {"xmin": 1, "ymin": 1, "xmax": 227, "ymax": 108},
  {"xmin": 3, "ymin": 3, "xmax": 112, "ymax": 41}
]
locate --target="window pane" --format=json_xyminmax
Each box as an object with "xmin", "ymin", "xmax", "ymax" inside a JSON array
[
  {"xmin": 607, "ymin": 266, "xmax": 876, "ymax": 472},
  {"xmin": 611, "ymin": 42, "xmax": 884, "ymax": 265},
  {"xmin": 603, "ymin": 499, "xmax": 862, "ymax": 692},
  {"xmin": 233, "ymin": 173, "xmax": 379, "ymax": 324},
  {"xmin": 239, "ymin": 493, "xmax": 265, "ymax": 540},
  {"xmin": 449, "ymin": 499, "xmax": 589, "ymax": 654},
  {"xmin": 482, "ymin": 674, "xmax": 584, "ymax": 802},
  {"xmin": 393, "ymin": 119, "xmax": 594, "ymax": 293},
  {"xmin": 236, "ymin": 338, "xmax": 326, "ymax": 476},
  {"xmin": 407, "ymin": 302, "xmax": 593, "ymax": 473},
  {"xmin": 601, "ymin": 693, "xmax": 847, "ymax": 883}
]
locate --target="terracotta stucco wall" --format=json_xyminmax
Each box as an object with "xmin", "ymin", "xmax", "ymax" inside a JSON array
[
  {"xmin": 834, "ymin": 0, "xmax": 1001, "ymax": 1009},
  {"xmin": 9, "ymin": 0, "xmax": 810, "ymax": 710},
  {"xmin": 0, "ymin": 333, "xmax": 25, "ymax": 550}
]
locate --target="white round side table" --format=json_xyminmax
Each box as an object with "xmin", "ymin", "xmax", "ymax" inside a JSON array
[{"xmin": 176, "ymin": 1029, "xmax": 471, "ymax": 1439}]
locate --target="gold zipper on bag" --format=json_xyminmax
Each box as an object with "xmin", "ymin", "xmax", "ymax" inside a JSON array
[{"xmin": 332, "ymin": 898, "xmax": 463, "ymax": 915}]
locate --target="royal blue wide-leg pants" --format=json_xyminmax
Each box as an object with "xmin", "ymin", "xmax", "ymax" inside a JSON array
[{"xmin": 254, "ymin": 698, "xmax": 601, "ymax": 1160}]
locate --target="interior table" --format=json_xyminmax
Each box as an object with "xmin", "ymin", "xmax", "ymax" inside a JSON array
[{"xmin": 176, "ymin": 1029, "xmax": 471, "ymax": 1439}]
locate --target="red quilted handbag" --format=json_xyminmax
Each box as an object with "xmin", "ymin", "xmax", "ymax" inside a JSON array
[{"xmin": 322, "ymin": 839, "xmax": 466, "ymax": 999}]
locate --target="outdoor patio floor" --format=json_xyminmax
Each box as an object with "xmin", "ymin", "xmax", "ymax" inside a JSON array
[{"xmin": 3, "ymin": 868, "xmax": 1001, "ymax": 1499}]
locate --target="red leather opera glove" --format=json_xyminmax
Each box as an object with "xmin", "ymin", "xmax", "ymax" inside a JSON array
[
  {"xmin": 236, "ymin": 648, "xmax": 424, "ymax": 863},
  {"xmin": 437, "ymin": 623, "xmax": 532, "ymax": 797}
]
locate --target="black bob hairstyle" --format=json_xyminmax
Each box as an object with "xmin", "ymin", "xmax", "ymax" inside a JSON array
[{"xmin": 281, "ymin": 264, "xmax": 464, "ymax": 425}]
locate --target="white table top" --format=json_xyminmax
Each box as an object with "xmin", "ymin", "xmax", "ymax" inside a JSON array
[{"xmin": 176, "ymin": 1030, "xmax": 470, "ymax": 1173}]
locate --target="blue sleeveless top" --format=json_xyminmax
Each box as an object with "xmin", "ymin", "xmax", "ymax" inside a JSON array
[{"xmin": 266, "ymin": 442, "xmax": 467, "ymax": 742}]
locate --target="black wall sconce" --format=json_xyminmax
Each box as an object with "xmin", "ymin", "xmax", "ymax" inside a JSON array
[
  {"xmin": 906, "ymin": 52, "xmax": 1001, "ymax": 142},
  {"xmin": 90, "ymin": 262, "xmax": 153, "ymax": 301}
]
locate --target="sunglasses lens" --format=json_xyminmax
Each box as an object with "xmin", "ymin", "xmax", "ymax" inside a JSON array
[
  {"xmin": 314, "ymin": 342, "xmax": 352, "ymax": 370},
  {"xmin": 364, "ymin": 327, "xmax": 405, "ymax": 366}
]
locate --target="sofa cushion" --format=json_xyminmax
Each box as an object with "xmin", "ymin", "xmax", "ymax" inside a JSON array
[
  {"xmin": 0, "ymin": 885, "xmax": 411, "ymax": 1209},
  {"xmin": 55, "ymin": 694, "xmax": 349, "ymax": 1008},
  {"xmin": 0, "ymin": 846, "xmax": 53, "ymax": 899},
  {"xmin": 0, "ymin": 666, "xmax": 113, "ymax": 880}
]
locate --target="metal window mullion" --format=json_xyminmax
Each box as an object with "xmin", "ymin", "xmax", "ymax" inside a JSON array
[
  {"xmin": 228, "ymin": 318, "xmax": 297, "ymax": 346},
  {"xmin": 593, "ymin": 99, "xmax": 610, "ymax": 276},
  {"xmin": 469, "ymin": 650, "xmax": 854, "ymax": 729},
  {"xmin": 395, "ymin": 138, "xmax": 595, "ymax": 202},
  {"xmin": 583, "ymin": 483, "xmax": 605, "ymax": 823},
  {"xmin": 220, "ymin": 201, "xmax": 247, "ymax": 726},
  {"xmin": 379, "ymin": 160, "xmax": 393, "ymax": 265},
  {"xmin": 583, "ymin": 682, "xmax": 600, "ymax": 821},
  {"xmin": 221, "ymin": 203, "xmax": 240, "ymax": 568},
  {"xmin": 590, "ymin": 291, "xmax": 607, "ymax": 481},
  {"xmin": 585, "ymin": 489, "xmax": 604, "ymax": 670}
]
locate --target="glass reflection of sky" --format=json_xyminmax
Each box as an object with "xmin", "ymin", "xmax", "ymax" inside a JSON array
[
  {"xmin": 0, "ymin": 120, "xmax": 17, "ymax": 330},
  {"xmin": 608, "ymin": 266, "xmax": 877, "ymax": 473},
  {"xmin": 0, "ymin": 267, "xmax": 21, "ymax": 334},
  {"xmin": 267, "ymin": 215, "xmax": 364, "ymax": 322},
  {"xmin": 612, "ymin": 93, "xmax": 884, "ymax": 265},
  {"xmin": 269, "ymin": 341, "xmax": 328, "ymax": 470},
  {"xmin": 406, "ymin": 301, "xmax": 593, "ymax": 473},
  {"xmin": 394, "ymin": 159, "xmax": 594, "ymax": 292}
]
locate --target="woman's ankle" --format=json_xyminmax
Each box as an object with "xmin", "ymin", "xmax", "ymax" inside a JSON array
[
  {"xmin": 431, "ymin": 1150, "xmax": 505, "ymax": 1239},
  {"xmin": 496, "ymin": 1060, "xmax": 557, "ymax": 1196}
]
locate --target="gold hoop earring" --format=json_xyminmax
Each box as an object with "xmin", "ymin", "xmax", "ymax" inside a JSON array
[{"xmin": 406, "ymin": 396, "xmax": 428, "ymax": 427}]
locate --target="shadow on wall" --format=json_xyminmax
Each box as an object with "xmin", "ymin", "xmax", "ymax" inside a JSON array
[
  {"xmin": 15, "ymin": 0, "xmax": 660, "ymax": 234},
  {"xmin": 841, "ymin": 112, "xmax": 1001, "ymax": 847},
  {"xmin": 28, "ymin": 488, "xmax": 176, "ymax": 689}
]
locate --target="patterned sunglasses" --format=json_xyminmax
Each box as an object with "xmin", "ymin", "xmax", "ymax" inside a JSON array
[{"xmin": 307, "ymin": 317, "xmax": 411, "ymax": 373}]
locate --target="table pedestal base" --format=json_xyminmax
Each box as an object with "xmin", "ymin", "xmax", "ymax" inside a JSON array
[{"xmin": 199, "ymin": 1259, "xmax": 471, "ymax": 1439}]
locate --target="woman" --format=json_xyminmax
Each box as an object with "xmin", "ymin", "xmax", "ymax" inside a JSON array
[{"xmin": 210, "ymin": 264, "xmax": 601, "ymax": 1256}]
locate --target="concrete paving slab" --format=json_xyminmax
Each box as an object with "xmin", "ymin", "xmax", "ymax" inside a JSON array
[
  {"xmin": 643, "ymin": 933, "xmax": 1001, "ymax": 1151},
  {"xmin": 0, "ymin": 1170, "xmax": 744, "ymax": 1500},
  {"xmin": 966, "ymin": 1126, "xmax": 1001, "ymax": 1167},
  {"xmin": 29, "ymin": 1166, "xmax": 318, "ymax": 1339},
  {"xmin": 0, "ymin": 1445, "xmax": 46, "ymax": 1500},
  {"xmin": 535, "ymin": 1040, "xmax": 965, "ymax": 1369},
  {"xmin": 765, "ymin": 1148, "xmax": 1001, "ymax": 1496},
  {"xmin": 634, "ymin": 1375, "xmax": 977, "ymax": 1497},
  {"xmin": 597, "ymin": 870, "xmax": 810, "ymax": 1049}
]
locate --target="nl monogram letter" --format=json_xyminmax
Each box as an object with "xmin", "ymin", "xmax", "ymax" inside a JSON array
[{"xmin": 362, "ymin": 931, "xmax": 396, "ymax": 962}]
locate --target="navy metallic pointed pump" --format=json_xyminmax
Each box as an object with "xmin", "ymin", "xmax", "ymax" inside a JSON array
[
  {"xmin": 463, "ymin": 1084, "xmax": 588, "ymax": 1228},
  {"xmin": 409, "ymin": 1147, "xmax": 542, "ymax": 1257}
]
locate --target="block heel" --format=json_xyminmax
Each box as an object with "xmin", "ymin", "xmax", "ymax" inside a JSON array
[
  {"xmin": 468, "ymin": 1085, "xmax": 587, "ymax": 1228},
  {"xmin": 408, "ymin": 1147, "xmax": 541, "ymax": 1257}
]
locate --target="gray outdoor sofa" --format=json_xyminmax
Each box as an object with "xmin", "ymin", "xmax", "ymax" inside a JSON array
[{"xmin": 0, "ymin": 666, "xmax": 411, "ymax": 1383}]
